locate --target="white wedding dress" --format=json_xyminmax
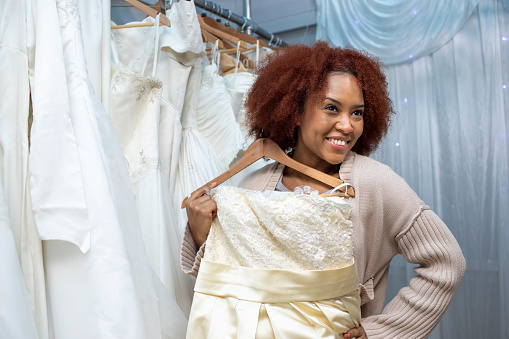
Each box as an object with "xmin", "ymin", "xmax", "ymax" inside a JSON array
[
  {"xmin": 110, "ymin": 15, "xmax": 193, "ymax": 316},
  {"xmin": 0, "ymin": 1, "xmax": 47, "ymax": 338},
  {"xmin": 174, "ymin": 56, "xmax": 233, "ymax": 235},
  {"xmin": 196, "ymin": 57, "xmax": 246, "ymax": 169},
  {"xmin": 30, "ymin": 1, "xmax": 186, "ymax": 338}
]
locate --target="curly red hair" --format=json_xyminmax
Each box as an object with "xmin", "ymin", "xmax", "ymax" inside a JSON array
[{"xmin": 245, "ymin": 41, "xmax": 394, "ymax": 156}]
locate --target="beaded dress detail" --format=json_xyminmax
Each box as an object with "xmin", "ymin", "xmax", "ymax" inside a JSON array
[{"xmin": 205, "ymin": 186, "xmax": 354, "ymax": 270}]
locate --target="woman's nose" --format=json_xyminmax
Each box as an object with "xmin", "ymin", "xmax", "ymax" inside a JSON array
[{"xmin": 335, "ymin": 115, "xmax": 353, "ymax": 133}]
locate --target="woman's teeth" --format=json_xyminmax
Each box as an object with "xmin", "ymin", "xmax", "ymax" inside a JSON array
[{"xmin": 329, "ymin": 139, "xmax": 346, "ymax": 146}]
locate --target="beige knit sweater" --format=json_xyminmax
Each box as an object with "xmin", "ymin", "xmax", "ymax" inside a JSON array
[{"xmin": 181, "ymin": 151, "xmax": 466, "ymax": 338}]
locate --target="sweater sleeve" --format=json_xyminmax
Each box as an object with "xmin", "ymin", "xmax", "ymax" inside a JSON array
[
  {"xmin": 180, "ymin": 223, "xmax": 206, "ymax": 277},
  {"xmin": 362, "ymin": 208, "xmax": 466, "ymax": 338}
]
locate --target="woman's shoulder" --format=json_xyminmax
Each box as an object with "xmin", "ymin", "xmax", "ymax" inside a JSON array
[
  {"xmin": 345, "ymin": 152, "xmax": 401, "ymax": 182},
  {"xmin": 348, "ymin": 152, "xmax": 423, "ymax": 203}
]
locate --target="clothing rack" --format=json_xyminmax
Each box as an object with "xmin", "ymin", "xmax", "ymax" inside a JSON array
[{"xmin": 194, "ymin": 0, "xmax": 288, "ymax": 47}]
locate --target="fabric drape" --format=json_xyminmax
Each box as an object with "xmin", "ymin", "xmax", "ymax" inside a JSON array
[{"xmin": 316, "ymin": 0, "xmax": 480, "ymax": 65}]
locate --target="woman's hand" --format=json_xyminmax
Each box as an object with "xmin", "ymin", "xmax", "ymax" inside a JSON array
[
  {"xmin": 344, "ymin": 325, "xmax": 367, "ymax": 339},
  {"xmin": 185, "ymin": 182, "xmax": 218, "ymax": 247}
]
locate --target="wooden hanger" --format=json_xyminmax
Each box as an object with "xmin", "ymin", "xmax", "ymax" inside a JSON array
[
  {"xmin": 121, "ymin": 0, "xmax": 171, "ymax": 26},
  {"xmin": 181, "ymin": 138, "xmax": 355, "ymax": 208},
  {"xmin": 202, "ymin": 29, "xmax": 224, "ymax": 48},
  {"xmin": 198, "ymin": 14, "xmax": 247, "ymax": 49},
  {"xmin": 210, "ymin": 18, "xmax": 267, "ymax": 48}
]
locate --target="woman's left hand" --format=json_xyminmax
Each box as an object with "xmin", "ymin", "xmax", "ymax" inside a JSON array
[{"xmin": 343, "ymin": 325, "xmax": 367, "ymax": 339}]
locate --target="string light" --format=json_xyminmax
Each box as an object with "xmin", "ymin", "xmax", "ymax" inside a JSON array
[
  {"xmin": 404, "ymin": 98, "xmax": 408, "ymax": 103},
  {"xmin": 395, "ymin": 143, "xmax": 400, "ymax": 147}
]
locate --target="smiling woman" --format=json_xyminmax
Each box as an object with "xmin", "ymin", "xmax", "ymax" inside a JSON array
[{"xmin": 181, "ymin": 41, "xmax": 465, "ymax": 339}]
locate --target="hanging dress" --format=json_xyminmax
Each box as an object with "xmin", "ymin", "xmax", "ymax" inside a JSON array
[
  {"xmin": 196, "ymin": 46, "xmax": 247, "ymax": 170},
  {"xmin": 188, "ymin": 186, "xmax": 361, "ymax": 338},
  {"xmin": 32, "ymin": 2, "xmax": 186, "ymax": 338},
  {"xmin": 0, "ymin": 0, "xmax": 46, "ymax": 337},
  {"xmin": 220, "ymin": 51, "xmax": 270, "ymax": 177},
  {"xmin": 221, "ymin": 53, "xmax": 257, "ymax": 142},
  {"xmin": 174, "ymin": 44, "xmax": 231, "ymax": 236},
  {"xmin": 109, "ymin": 16, "xmax": 193, "ymax": 316}
]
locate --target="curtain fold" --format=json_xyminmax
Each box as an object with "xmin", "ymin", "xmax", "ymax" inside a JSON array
[
  {"xmin": 316, "ymin": 0, "xmax": 480, "ymax": 65},
  {"xmin": 316, "ymin": 0, "xmax": 509, "ymax": 337}
]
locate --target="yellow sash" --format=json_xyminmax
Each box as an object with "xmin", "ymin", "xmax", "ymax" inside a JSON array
[{"xmin": 187, "ymin": 260, "xmax": 361, "ymax": 338}]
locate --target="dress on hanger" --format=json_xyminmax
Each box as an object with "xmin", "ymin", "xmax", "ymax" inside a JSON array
[
  {"xmin": 31, "ymin": 1, "xmax": 186, "ymax": 338},
  {"xmin": 109, "ymin": 16, "xmax": 193, "ymax": 316},
  {"xmin": 175, "ymin": 55, "xmax": 231, "ymax": 234},
  {"xmin": 0, "ymin": 0, "xmax": 47, "ymax": 337},
  {"xmin": 0, "ymin": 181, "xmax": 38, "ymax": 338},
  {"xmin": 187, "ymin": 186, "xmax": 361, "ymax": 338},
  {"xmin": 220, "ymin": 53, "xmax": 269, "ymax": 177},
  {"xmin": 196, "ymin": 53, "xmax": 246, "ymax": 169}
]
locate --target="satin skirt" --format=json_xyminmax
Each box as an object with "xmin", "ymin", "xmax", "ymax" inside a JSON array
[{"xmin": 187, "ymin": 260, "xmax": 361, "ymax": 338}]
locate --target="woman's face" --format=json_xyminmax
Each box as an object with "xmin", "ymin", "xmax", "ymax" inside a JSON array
[{"xmin": 294, "ymin": 72, "xmax": 364, "ymax": 170}]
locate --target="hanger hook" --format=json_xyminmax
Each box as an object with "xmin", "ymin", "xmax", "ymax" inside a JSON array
[
  {"xmin": 241, "ymin": 20, "xmax": 248, "ymax": 33},
  {"xmin": 268, "ymin": 34, "xmax": 274, "ymax": 46},
  {"xmin": 227, "ymin": 9, "xmax": 232, "ymax": 20}
]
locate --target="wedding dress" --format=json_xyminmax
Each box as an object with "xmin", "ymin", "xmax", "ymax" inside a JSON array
[
  {"xmin": 110, "ymin": 15, "xmax": 193, "ymax": 316},
  {"xmin": 196, "ymin": 50, "xmax": 246, "ymax": 169},
  {"xmin": 0, "ymin": 0, "xmax": 47, "ymax": 337},
  {"xmin": 174, "ymin": 48, "xmax": 232, "ymax": 236},
  {"xmin": 31, "ymin": 1, "xmax": 186, "ymax": 338},
  {"xmin": 187, "ymin": 186, "xmax": 361, "ymax": 338}
]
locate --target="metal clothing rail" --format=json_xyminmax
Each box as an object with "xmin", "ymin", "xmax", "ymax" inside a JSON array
[{"xmin": 194, "ymin": 0, "xmax": 288, "ymax": 47}]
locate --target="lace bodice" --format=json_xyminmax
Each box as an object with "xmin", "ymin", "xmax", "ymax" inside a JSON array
[
  {"xmin": 109, "ymin": 66, "xmax": 162, "ymax": 183},
  {"xmin": 205, "ymin": 186, "xmax": 354, "ymax": 271}
]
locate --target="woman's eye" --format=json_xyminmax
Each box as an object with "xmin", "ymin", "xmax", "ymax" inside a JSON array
[
  {"xmin": 352, "ymin": 110, "xmax": 364, "ymax": 116},
  {"xmin": 325, "ymin": 105, "xmax": 337, "ymax": 112}
]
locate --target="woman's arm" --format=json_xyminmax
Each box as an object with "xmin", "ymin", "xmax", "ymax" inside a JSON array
[
  {"xmin": 362, "ymin": 207, "xmax": 466, "ymax": 338},
  {"xmin": 180, "ymin": 224, "xmax": 206, "ymax": 277},
  {"xmin": 180, "ymin": 182, "xmax": 217, "ymax": 276}
]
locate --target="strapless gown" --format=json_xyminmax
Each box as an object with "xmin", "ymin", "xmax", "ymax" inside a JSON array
[{"xmin": 187, "ymin": 186, "xmax": 361, "ymax": 338}]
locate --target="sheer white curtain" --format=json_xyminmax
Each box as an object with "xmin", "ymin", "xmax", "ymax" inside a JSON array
[{"xmin": 316, "ymin": 0, "xmax": 509, "ymax": 337}]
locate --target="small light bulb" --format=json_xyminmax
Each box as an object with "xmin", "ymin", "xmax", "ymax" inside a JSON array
[
  {"xmin": 395, "ymin": 143, "xmax": 400, "ymax": 147},
  {"xmin": 404, "ymin": 98, "xmax": 408, "ymax": 103}
]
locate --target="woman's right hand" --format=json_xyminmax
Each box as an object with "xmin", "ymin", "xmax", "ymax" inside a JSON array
[{"xmin": 185, "ymin": 182, "xmax": 218, "ymax": 247}]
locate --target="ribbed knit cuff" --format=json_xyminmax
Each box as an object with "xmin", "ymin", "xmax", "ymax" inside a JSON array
[{"xmin": 180, "ymin": 223, "xmax": 206, "ymax": 277}]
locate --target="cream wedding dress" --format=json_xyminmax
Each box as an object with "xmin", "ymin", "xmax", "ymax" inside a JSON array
[
  {"xmin": 188, "ymin": 186, "xmax": 361, "ymax": 339},
  {"xmin": 110, "ymin": 15, "xmax": 193, "ymax": 316}
]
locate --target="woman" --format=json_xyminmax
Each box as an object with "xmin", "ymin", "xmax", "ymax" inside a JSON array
[{"xmin": 181, "ymin": 42, "xmax": 465, "ymax": 338}]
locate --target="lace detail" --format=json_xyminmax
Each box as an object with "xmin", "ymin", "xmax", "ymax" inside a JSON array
[
  {"xmin": 171, "ymin": 4, "xmax": 201, "ymax": 50},
  {"xmin": 127, "ymin": 150, "xmax": 159, "ymax": 183},
  {"xmin": 205, "ymin": 186, "xmax": 354, "ymax": 271},
  {"xmin": 200, "ymin": 65, "xmax": 226, "ymax": 90},
  {"xmin": 111, "ymin": 66, "xmax": 162, "ymax": 102},
  {"xmin": 109, "ymin": 66, "xmax": 162, "ymax": 183},
  {"xmin": 56, "ymin": 0, "xmax": 81, "ymax": 29}
]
